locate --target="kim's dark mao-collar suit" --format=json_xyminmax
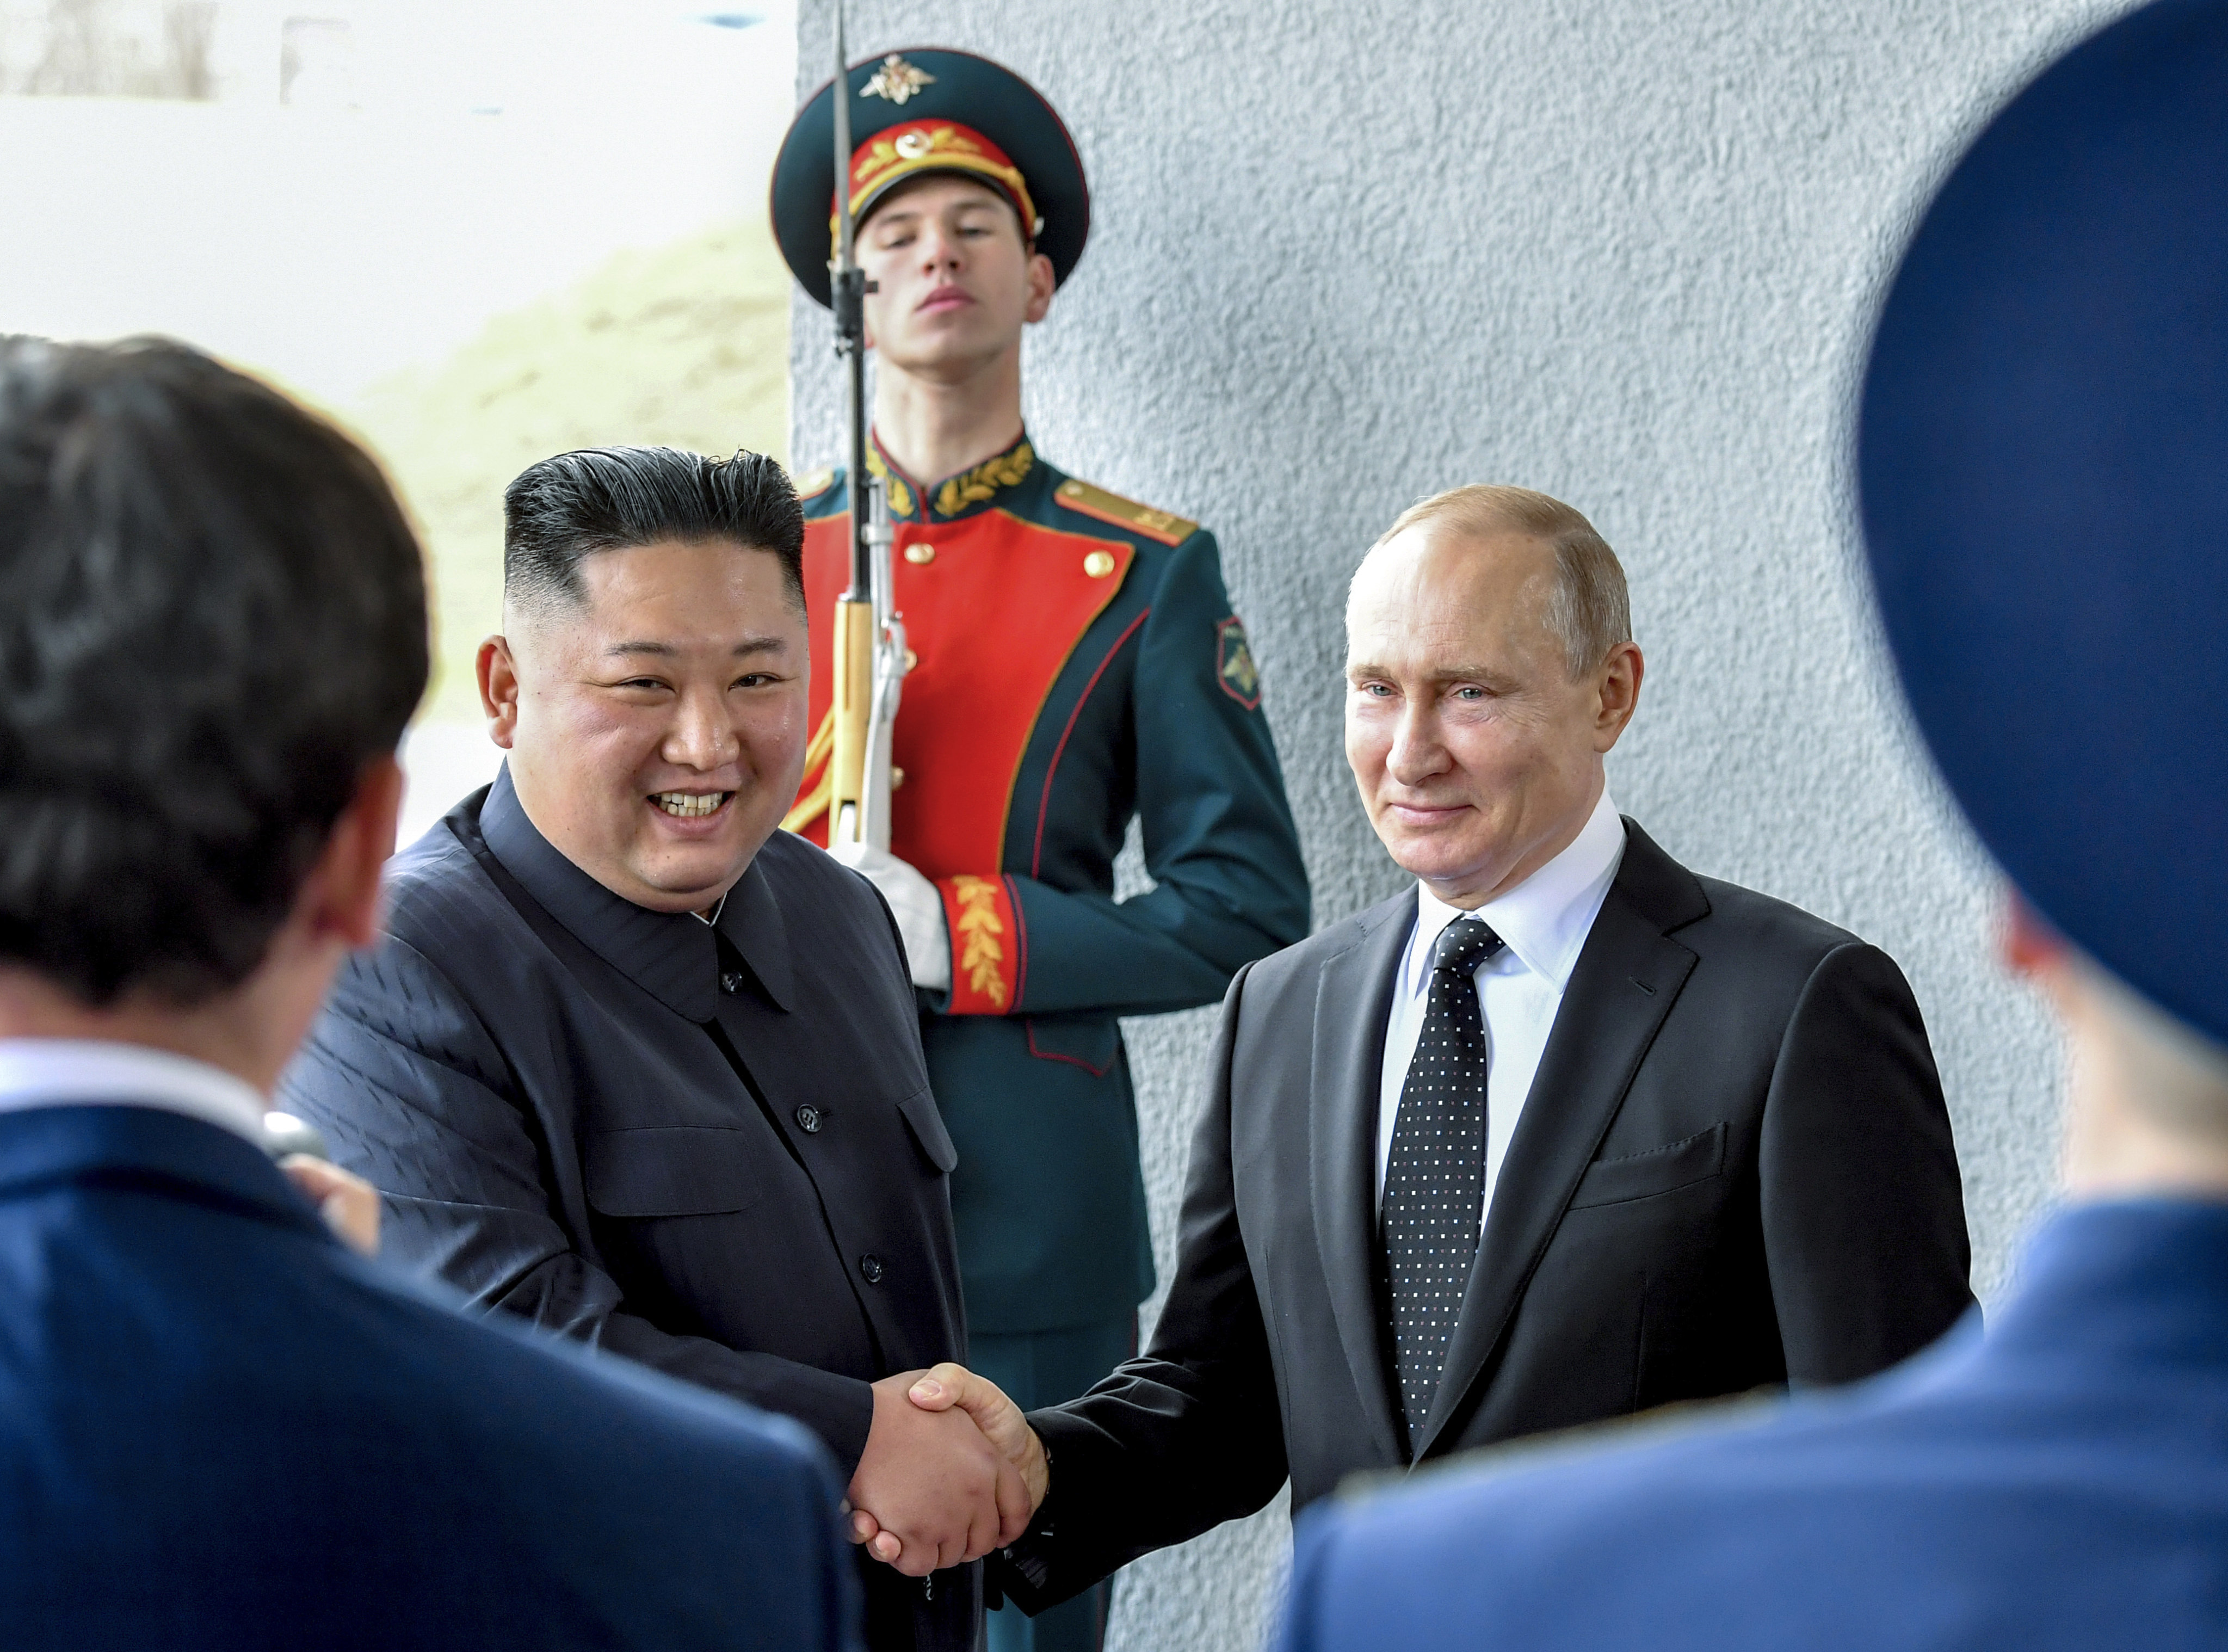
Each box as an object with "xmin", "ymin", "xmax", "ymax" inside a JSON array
[
  {"xmin": 995, "ymin": 822, "xmax": 1974, "ymax": 1612},
  {"xmin": 282, "ymin": 770, "xmax": 973, "ymax": 1652}
]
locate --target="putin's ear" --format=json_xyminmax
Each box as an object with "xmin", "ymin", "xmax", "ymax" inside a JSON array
[
  {"xmin": 1593, "ymin": 642, "xmax": 1645, "ymax": 749},
  {"xmin": 479, "ymin": 635, "xmax": 521, "ymax": 750}
]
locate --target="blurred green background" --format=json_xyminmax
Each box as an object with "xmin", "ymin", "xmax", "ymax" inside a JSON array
[{"xmin": 347, "ymin": 220, "xmax": 792, "ymax": 722}]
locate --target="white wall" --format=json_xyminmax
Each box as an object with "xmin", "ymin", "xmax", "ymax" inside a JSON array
[{"xmin": 790, "ymin": 4, "xmax": 2133, "ymax": 1645}]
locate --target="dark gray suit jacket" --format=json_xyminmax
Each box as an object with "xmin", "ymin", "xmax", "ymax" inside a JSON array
[
  {"xmin": 997, "ymin": 821, "xmax": 1974, "ymax": 1611},
  {"xmin": 282, "ymin": 770, "xmax": 971, "ymax": 1652}
]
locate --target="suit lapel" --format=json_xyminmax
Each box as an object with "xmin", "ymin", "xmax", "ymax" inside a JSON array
[
  {"xmin": 1413, "ymin": 824, "xmax": 1708, "ymax": 1459},
  {"xmin": 1309, "ymin": 891, "xmax": 1416, "ymax": 1466}
]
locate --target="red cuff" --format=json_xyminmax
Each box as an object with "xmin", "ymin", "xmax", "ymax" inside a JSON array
[{"xmin": 939, "ymin": 875, "xmax": 1021, "ymax": 1015}]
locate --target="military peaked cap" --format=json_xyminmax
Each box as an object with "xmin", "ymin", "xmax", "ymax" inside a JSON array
[
  {"xmin": 1860, "ymin": 0, "xmax": 2228, "ymax": 1045},
  {"xmin": 771, "ymin": 47, "xmax": 1089, "ymax": 307}
]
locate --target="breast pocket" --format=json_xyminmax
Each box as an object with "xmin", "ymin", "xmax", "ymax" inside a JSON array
[
  {"xmin": 1566, "ymin": 1122, "xmax": 1726, "ymax": 1211},
  {"xmin": 584, "ymin": 1125, "xmax": 771, "ymax": 1218}
]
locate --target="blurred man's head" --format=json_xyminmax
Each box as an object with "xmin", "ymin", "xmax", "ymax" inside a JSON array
[
  {"xmin": 858, "ymin": 172, "xmax": 1054, "ymax": 387},
  {"xmin": 2004, "ymin": 904, "xmax": 2228, "ymax": 1199},
  {"xmin": 484, "ymin": 447, "xmax": 808, "ymax": 915},
  {"xmin": 1853, "ymin": 0, "xmax": 2228, "ymax": 1206},
  {"xmin": 1345, "ymin": 485, "xmax": 1641, "ymax": 909},
  {"xmin": 0, "ymin": 337, "xmax": 427, "ymax": 1081}
]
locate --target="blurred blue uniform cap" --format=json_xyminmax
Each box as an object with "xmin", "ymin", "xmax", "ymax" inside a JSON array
[{"xmin": 1861, "ymin": 0, "xmax": 2228, "ymax": 1046}]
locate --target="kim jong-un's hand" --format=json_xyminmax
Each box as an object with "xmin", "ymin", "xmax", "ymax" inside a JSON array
[
  {"xmin": 847, "ymin": 1369, "xmax": 1032, "ymax": 1577},
  {"xmin": 849, "ymin": 1364, "xmax": 1048, "ymax": 1571}
]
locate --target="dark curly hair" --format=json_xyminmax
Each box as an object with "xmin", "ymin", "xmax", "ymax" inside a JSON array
[{"xmin": 0, "ymin": 337, "xmax": 429, "ymax": 1006}]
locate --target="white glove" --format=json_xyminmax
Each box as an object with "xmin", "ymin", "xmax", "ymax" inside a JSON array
[{"xmin": 829, "ymin": 842, "xmax": 953, "ymax": 994}]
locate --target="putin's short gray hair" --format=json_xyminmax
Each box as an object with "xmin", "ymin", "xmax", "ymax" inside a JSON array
[{"xmin": 1370, "ymin": 484, "xmax": 1632, "ymax": 677}]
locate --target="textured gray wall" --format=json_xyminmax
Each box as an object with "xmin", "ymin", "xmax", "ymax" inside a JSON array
[{"xmin": 789, "ymin": 3, "xmax": 2131, "ymax": 1645}]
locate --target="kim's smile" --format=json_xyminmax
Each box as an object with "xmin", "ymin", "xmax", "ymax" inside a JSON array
[{"xmin": 649, "ymin": 790, "xmax": 732, "ymax": 819}]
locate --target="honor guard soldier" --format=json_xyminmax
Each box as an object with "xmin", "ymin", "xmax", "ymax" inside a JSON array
[{"xmin": 772, "ymin": 47, "xmax": 1310, "ymax": 1652}]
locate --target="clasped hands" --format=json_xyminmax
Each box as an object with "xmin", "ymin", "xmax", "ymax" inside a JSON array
[{"xmin": 844, "ymin": 1364, "xmax": 1047, "ymax": 1576}]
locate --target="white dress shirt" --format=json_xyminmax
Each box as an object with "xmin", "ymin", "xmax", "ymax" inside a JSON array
[
  {"xmin": 1376, "ymin": 787, "xmax": 1627, "ymax": 1228},
  {"xmin": 0, "ymin": 1038, "xmax": 268, "ymax": 1145}
]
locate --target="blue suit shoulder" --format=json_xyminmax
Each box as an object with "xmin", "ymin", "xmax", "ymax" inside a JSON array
[
  {"xmin": 1280, "ymin": 1357, "xmax": 1945, "ymax": 1652},
  {"xmin": 1282, "ymin": 1293, "xmax": 2228, "ymax": 1652},
  {"xmin": 0, "ymin": 1104, "xmax": 855, "ymax": 1650},
  {"xmin": 323, "ymin": 1249, "xmax": 855, "ymax": 1636}
]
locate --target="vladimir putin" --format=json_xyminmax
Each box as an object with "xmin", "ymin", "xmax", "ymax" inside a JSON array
[
  {"xmin": 861, "ymin": 484, "xmax": 1973, "ymax": 1604},
  {"xmin": 1275, "ymin": 4, "xmax": 2228, "ymax": 1643}
]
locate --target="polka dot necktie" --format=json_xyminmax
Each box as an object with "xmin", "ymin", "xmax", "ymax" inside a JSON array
[{"xmin": 1383, "ymin": 914, "xmax": 1505, "ymax": 1441}]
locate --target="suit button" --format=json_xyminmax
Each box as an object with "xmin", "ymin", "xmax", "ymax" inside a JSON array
[
  {"xmin": 795, "ymin": 1105, "xmax": 823, "ymax": 1134},
  {"xmin": 720, "ymin": 970, "xmax": 744, "ymax": 994},
  {"xmin": 859, "ymin": 1254, "xmax": 884, "ymax": 1284},
  {"xmin": 904, "ymin": 544, "xmax": 935, "ymax": 565}
]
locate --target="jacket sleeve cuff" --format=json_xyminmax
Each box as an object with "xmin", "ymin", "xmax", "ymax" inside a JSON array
[
  {"xmin": 936, "ymin": 874, "xmax": 1022, "ymax": 1015},
  {"xmin": 987, "ymin": 1408, "xmax": 1106, "ymax": 1614}
]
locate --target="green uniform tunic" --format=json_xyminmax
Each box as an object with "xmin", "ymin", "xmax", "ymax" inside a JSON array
[{"xmin": 794, "ymin": 431, "xmax": 1310, "ymax": 1334}]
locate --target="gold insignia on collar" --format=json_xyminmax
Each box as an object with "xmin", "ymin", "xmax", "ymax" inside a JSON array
[
  {"xmin": 933, "ymin": 440, "xmax": 1034, "ymax": 517},
  {"xmin": 864, "ymin": 445, "xmax": 915, "ymax": 519},
  {"xmin": 861, "ymin": 54, "xmax": 935, "ymax": 106}
]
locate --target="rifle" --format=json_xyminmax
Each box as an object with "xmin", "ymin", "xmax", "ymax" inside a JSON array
[{"xmin": 820, "ymin": 0, "xmax": 908, "ymax": 852}]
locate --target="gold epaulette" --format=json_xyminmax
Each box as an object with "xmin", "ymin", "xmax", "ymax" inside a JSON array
[
  {"xmin": 791, "ymin": 464, "xmax": 838, "ymax": 500},
  {"xmin": 1054, "ymin": 477, "xmax": 1198, "ymax": 546}
]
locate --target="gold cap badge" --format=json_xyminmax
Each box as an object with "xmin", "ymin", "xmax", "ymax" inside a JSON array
[{"xmin": 861, "ymin": 54, "xmax": 935, "ymax": 106}]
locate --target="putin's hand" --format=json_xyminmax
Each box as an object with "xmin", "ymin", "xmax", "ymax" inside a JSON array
[
  {"xmin": 847, "ymin": 1370, "xmax": 1032, "ymax": 1576},
  {"xmin": 849, "ymin": 1364, "xmax": 1048, "ymax": 1569}
]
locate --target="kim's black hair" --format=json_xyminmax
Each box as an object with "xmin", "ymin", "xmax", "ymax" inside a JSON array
[
  {"xmin": 502, "ymin": 446, "xmax": 806, "ymax": 615},
  {"xmin": 0, "ymin": 336, "xmax": 429, "ymax": 1005}
]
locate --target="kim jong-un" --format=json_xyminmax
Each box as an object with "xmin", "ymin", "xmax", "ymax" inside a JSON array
[{"xmin": 281, "ymin": 446, "xmax": 1017, "ymax": 1652}]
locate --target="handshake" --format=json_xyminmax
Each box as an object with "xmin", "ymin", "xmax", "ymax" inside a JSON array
[{"xmin": 844, "ymin": 1365, "xmax": 1049, "ymax": 1575}]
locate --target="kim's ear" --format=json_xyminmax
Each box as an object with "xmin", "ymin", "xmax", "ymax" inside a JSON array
[{"xmin": 479, "ymin": 635, "xmax": 521, "ymax": 750}]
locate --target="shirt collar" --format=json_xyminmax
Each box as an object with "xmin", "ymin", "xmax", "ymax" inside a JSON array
[
  {"xmin": 477, "ymin": 762, "xmax": 793, "ymax": 1022},
  {"xmin": 0, "ymin": 1038, "xmax": 268, "ymax": 1146},
  {"xmin": 1406, "ymin": 786, "xmax": 1628, "ymax": 995}
]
